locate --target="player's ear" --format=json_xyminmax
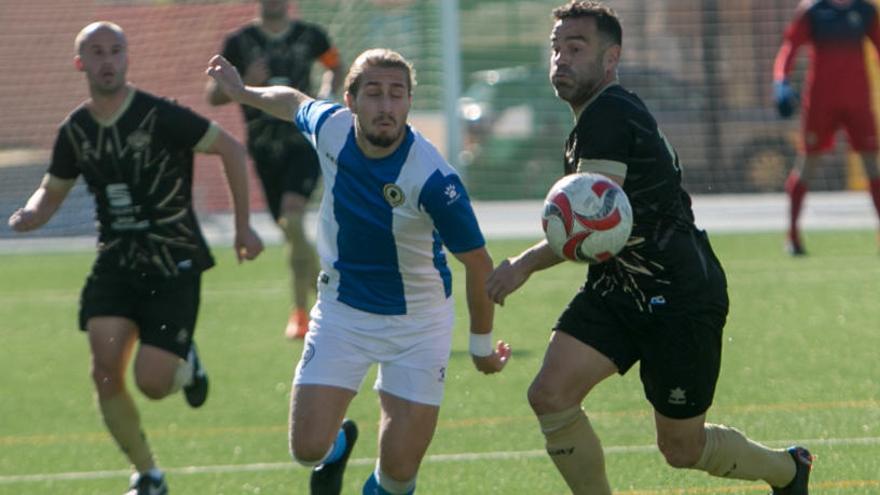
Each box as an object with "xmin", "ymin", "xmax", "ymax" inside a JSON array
[
  {"xmin": 603, "ymin": 44, "xmax": 620, "ymax": 71},
  {"xmin": 74, "ymin": 55, "xmax": 84, "ymax": 72},
  {"xmin": 343, "ymin": 91, "xmax": 356, "ymax": 111}
]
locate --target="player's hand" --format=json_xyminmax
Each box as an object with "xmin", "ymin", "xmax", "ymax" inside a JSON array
[
  {"xmin": 243, "ymin": 57, "xmax": 269, "ymax": 86},
  {"xmin": 206, "ymin": 55, "xmax": 246, "ymax": 101},
  {"xmin": 773, "ymin": 80, "xmax": 798, "ymax": 118},
  {"xmin": 234, "ymin": 226, "xmax": 264, "ymax": 262},
  {"xmin": 486, "ymin": 259, "xmax": 529, "ymax": 306},
  {"xmin": 472, "ymin": 340, "xmax": 512, "ymax": 374},
  {"xmin": 7, "ymin": 208, "xmax": 38, "ymax": 232}
]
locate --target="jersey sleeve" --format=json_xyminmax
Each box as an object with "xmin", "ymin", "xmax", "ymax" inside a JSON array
[
  {"xmin": 159, "ymin": 99, "xmax": 213, "ymax": 150},
  {"xmin": 773, "ymin": 6, "xmax": 812, "ymax": 81},
  {"xmin": 419, "ymin": 170, "xmax": 485, "ymax": 253},
  {"xmin": 574, "ymin": 106, "xmax": 631, "ymax": 176},
  {"xmin": 47, "ymin": 121, "xmax": 80, "ymax": 180},
  {"xmin": 295, "ymin": 99, "xmax": 343, "ymax": 140}
]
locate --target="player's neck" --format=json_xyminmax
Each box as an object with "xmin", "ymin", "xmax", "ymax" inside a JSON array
[
  {"xmin": 259, "ymin": 15, "xmax": 290, "ymax": 35},
  {"xmin": 88, "ymin": 84, "xmax": 132, "ymax": 121}
]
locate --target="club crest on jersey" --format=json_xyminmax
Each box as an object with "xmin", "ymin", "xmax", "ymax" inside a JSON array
[
  {"xmin": 444, "ymin": 183, "xmax": 461, "ymax": 204},
  {"xmin": 126, "ymin": 130, "xmax": 151, "ymax": 151},
  {"xmin": 383, "ymin": 183, "xmax": 405, "ymax": 207}
]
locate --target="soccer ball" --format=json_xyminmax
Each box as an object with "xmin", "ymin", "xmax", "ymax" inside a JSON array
[{"xmin": 542, "ymin": 172, "xmax": 633, "ymax": 264}]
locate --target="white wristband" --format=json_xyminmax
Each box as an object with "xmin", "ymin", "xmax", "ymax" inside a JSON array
[{"xmin": 469, "ymin": 332, "xmax": 494, "ymax": 357}]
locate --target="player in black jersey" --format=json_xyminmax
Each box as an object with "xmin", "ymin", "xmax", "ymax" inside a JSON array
[
  {"xmin": 7, "ymin": 22, "xmax": 263, "ymax": 495},
  {"xmin": 206, "ymin": 0, "xmax": 344, "ymax": 340},
  {"xmin": 486, "ymin": 3, "xmax": 812, "ymax": 494}
]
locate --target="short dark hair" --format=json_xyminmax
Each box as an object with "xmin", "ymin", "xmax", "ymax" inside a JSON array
[
  {"xmin": 344, "ymin": 48, "xmax": 417, "ymax": 97},
  {"xmin": 552, "ymin": 1, "xmax": 622, "ymax": 47}
]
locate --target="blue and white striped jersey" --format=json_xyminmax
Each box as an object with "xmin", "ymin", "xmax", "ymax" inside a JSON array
[{"xmin": 295, "ymin": 100, "xmax": 485, "ymax": 316}]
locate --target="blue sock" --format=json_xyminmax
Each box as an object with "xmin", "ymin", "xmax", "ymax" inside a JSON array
[
  {"xmin": 322, "ymin": 427, "xmax": 347, "ymax": 465},
  {"xmin": 362, "ymin": 472, "xmax": 415, "ymax": 495},
  {"xmin": 362, "ymin": 473, "xmax": 390, "ymax": 495}
]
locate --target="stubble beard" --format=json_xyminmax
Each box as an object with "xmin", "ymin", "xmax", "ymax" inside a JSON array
[{"xmin": 364, "ymin": 128, "xmax": 403, "ymax": 148}]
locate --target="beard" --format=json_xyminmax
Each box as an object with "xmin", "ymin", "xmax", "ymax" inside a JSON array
[
  {"xmin": 89, "ymin": 73, "xmax": 126, "ymax": 96},
  {"xmin": 363, "ymin": 128, "xmax": 403, "ymax": 148},
  {"xmin": 551, "ymin": 58, "xmax": 606, "ymax": 108},
  {"xmin": 360, "ymin": 115, "xmax": 405, "ymax": 148}
]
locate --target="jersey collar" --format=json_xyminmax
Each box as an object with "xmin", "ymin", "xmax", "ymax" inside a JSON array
[
  {"xmin": 90, "ymin": 85, "xmax": 136, "ymax": 127},
  {"xmin": 573, "ymin": 80, "xmax": 619, "ymax": 123}
]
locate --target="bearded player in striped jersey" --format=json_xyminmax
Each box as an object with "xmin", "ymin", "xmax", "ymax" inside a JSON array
[{"xmin": 207, "ymin": 48, "xmax": 511, "ymax": 495}]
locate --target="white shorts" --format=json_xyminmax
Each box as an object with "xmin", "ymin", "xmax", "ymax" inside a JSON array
[{"xmin": 293, "ymin": 297, "xmax": 455, "ymax": 406}]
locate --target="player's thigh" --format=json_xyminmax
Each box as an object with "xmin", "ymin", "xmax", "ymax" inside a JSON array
[
  {"xmin": 638, "ymin": 306, "xmax": 725, "ymax": 420},
  {"xmin": 289, "ymin": 383, "xmax": 357, "ymax": 459},
  {"xmin": 802, "ymin": 101, "xmax": 839, "ymax": 154},
  {"xmin": 842, "ymin": 105, "xmax": 880, "ymax": 154},
  {"xmin": 87, "ymin": 316, "xmax": 139, "ymax": 380},
  {"xmin": 377, "ymin": 391, "xmax": 440, "ymax": 480},
  {"xmin": 531, "ymin": 289, "xmax": 628, "ymax": 412},
  {"xmin": 529, "ymin": 330, "xmax": 618, "ymax": 413}
]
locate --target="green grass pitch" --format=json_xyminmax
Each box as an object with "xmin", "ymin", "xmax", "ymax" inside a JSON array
[{"xmin": 1, "ymin": 231, "xmax": 878, "ymax": 494}]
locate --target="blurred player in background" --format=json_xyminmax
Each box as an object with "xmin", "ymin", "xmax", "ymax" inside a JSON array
[
  {"xmin": 7, "ymin": 21, "xmax": 263, "ymax": 495},
  {"xmin": 773, "ymin": 0, "xmax": 880, "ymax": 255},
  {"xmin": 488, "ymin": 2, "xmax": 812, "ymax": 494},
  {"xmin": 207, "ymin": 47, "xmax": 510, "ymax": 495},
  {"xmin": 207, "ymin": 0, "xmax": 343, "ymax": 338}
]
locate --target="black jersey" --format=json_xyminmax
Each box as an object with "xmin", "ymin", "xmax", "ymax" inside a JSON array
[
  {"xmin": 49, "ymin": 89, "xmax": 215, "ymax": 277},
  {"xmin": 565, "ymin": 83, "xmax": 725, "ymax": 311},
  {"xmin": 221, "ymin": 20, "xmax": 333, "ymax": 152}
]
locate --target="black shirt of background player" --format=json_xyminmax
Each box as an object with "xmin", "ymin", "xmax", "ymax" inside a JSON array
[
  {"xmin": 565, "ymin": 83, "xmax": 725, "ymax": 311},
  {"xmin": 49, "ymin": 90, "xmax": 215, "ymax": 277},
  {"xmin": 221, "ymin": 21, "xmax": 332, "ymax": 153}
]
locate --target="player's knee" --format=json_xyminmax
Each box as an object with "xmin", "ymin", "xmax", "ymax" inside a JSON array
[
  {"xmin": 90, "ymin": 362, "xmax": 125, "ymax": 396},
  {"xmin": 657, "ymin": 438, "xmax": 702, "ymax": 468},
  {"xmin": 527, "ymin": 378, "xmax": 568, "ymax": 415},
  {"xmin": 379, "ymin": 459, "xmax": 419, "ymax": 484},
  {"xmin": 134, "ymin": 373, "xmax": 172, "ymax": 400},
  {"xmin": 289, "ymin": 436, "xmax": 329, "ymax": 466}
]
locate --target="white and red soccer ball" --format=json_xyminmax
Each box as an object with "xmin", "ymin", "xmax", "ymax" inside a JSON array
[{"xmin": 542, "ymin": 172, "xmax": 633, "ymax": 264}]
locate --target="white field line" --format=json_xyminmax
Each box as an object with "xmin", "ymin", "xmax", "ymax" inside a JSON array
[{"xmin": 1, "ymin": 435, "xmax": 879, "ymax": 484}]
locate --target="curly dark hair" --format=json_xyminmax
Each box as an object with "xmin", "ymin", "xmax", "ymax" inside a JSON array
[{"xmin": 552, "ymin": 1, "xmax": 622, "ymax": 46}]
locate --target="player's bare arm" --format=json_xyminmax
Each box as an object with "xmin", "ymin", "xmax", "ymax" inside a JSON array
[
  {"xmin": 7, "ymin": 174, "xmax": 75, "ymax": 232},
  {"xmin": 486, "ymin": 240, "xmax": 563, "ymax": 306},
  {"xmin": 206, "ymin": 54, "xmax": 312, "ymax": 122},
  {"xmin": 201, "ymin": 125, "xmax": 264, "ymax": 262},
  {"xmin": 454, "ymin": 246, "xmax": 512, "ymax": 374}
]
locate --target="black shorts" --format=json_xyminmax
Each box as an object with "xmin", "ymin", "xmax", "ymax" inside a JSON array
[
  {"xmin": 555, "ymin": 286, "xmax": 728, "ymax": 419},
  {"xmin": 250, "ymin": 139, "xmax": 321, "ymax": 220},
  {"xmin": 79, "ymin": 267, "xmax": 202, "ymax": 359}
]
